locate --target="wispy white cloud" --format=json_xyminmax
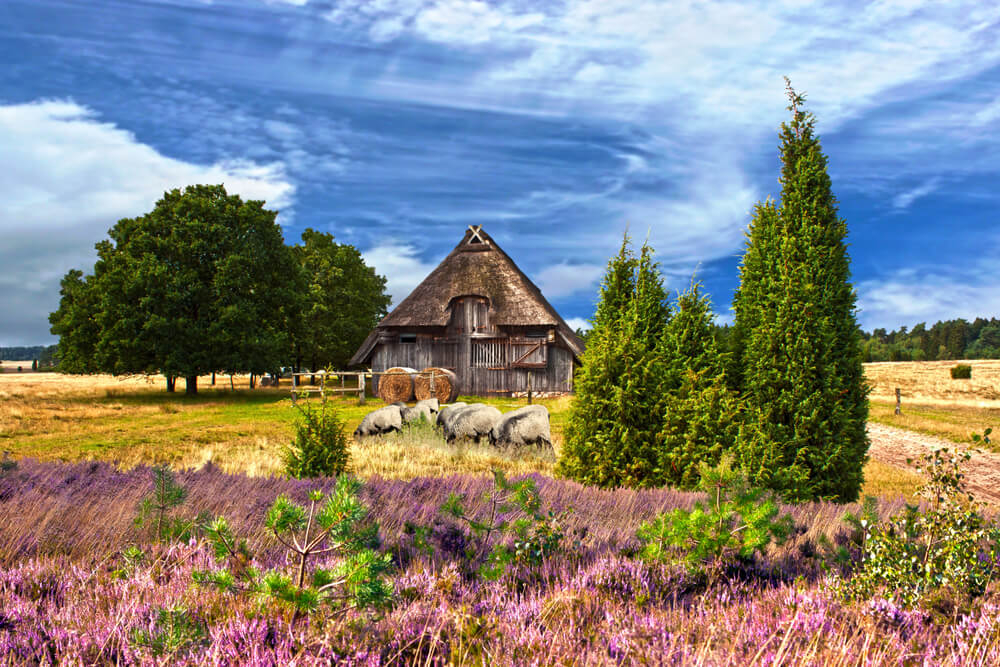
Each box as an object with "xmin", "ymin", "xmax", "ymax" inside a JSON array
[
  {"xmin": 564, "ymin": 316, "xmax": 590, "ymax": 332},
  {"xmin": 361, "ymin": 242, "xmax": 437, "ymax": 307},
  {"xmin": 0, "ymin": 99, "xmax": 295, "ymax": 345},
  {"xmin": 533, "ymin": 262, "xmax": 604, "ymax": 299},
  {"xmin": 856, "ymin": 257, "xmax": 1000, "ymax": 331},
  {"xmin": 892, "ymin": 178, "xmax": 941, "ymax": 210}
]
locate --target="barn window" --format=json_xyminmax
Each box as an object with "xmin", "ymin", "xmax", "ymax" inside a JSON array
[
  {"xmin": 399, "ymin": 333, "xmax": 417, "ymax": 344},
  {"xmin": 471, "ymin": 338, "xmax": 508, "ymax": 368}
]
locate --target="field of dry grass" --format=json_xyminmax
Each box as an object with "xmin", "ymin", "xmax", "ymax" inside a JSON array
[
  {"xmin": 0, "ymin": 372, "xmax": 562, "ymax": 479},
  {"xmin": 864, "ymin": 359, "xmax": 1000, "ymax": 448},
  {"xmin": 4, "ymin": 363, "xmax": 996, "ymax": 500},
  {"xmin": 865, "ymin": 359, "xmax": 1000, "ymax": 406}
]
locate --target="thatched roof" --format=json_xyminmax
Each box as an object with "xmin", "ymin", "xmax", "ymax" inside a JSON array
[{"xmin": 350, "ymin": 227, "xmax": 585, "ymax": 365}]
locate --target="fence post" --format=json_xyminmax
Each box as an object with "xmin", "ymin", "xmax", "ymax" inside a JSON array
[
  {"xmin": 359, "ymin": 373, "xmax": 366, "ymax": 405},
  {"xmin": 430, "ymin": 370, "xmax": 436, "ymax": 396},
  {"xmin": 895, "ymin": 387, "xmax": 901, "ymax": 415},
  {"xmin": 527, "ymin": 372, "xmax": 533, "ymax": 405}
]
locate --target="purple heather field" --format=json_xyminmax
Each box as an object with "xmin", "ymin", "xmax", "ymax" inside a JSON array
[{"xmin": 1, "ymin": 460, "xmax": 998, "ymax": 665}]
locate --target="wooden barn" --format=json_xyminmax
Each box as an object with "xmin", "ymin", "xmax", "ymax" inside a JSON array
[{"xmin": 349, "ymin": 226, "xmax": 585, "ymax": 397}]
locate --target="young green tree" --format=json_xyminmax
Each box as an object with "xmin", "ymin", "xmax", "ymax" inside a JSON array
[
  {"xmin": 55, "ymin": 185, "xmax": 302, "ymax": 393},
  {"xmin": 656, "ymin": 281, "xmax": 739, "ymax": 489},
  {"xmin": 290, "ymin": 229, "xmax": 391, "ymax": 374},
  {"xmin": 557, "ymin": 237, "xmax": 671, "ymax": 488},
  {"xmin": 734, "ymin": 80, "xmax": 869, "ymax": 502}
]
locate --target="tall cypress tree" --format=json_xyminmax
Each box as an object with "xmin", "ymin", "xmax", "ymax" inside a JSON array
[
  {"xmin": 734, "ymin": 80, "xmax": 869, "ymax": 503},
  {"xmin": 557, "ymin": 237, "xmax": 671, "ymax": 488},
  {"xmin": 657, "ymin": 281, "xmax": 739, "ymax": 489}
]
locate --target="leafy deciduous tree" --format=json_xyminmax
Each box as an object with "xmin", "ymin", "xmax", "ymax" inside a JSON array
[{"xmin": 290, "ymin": 229, "xmax": 390, "ymax": 373}]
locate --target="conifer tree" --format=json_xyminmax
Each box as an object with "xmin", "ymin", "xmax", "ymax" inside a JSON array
[
  {"xmin": 557, "ymin": 237, "xmax": 671, "ymax": 488},
  {"xmin": 734, "ymin": 80, "xmax": 869, "ymax": 503},
  {"xmin": 657, "ymin": 282, "xmax": 739, "ymax": 489}
]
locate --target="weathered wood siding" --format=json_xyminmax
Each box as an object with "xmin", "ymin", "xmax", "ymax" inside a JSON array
[{"xmin": 371, "ymin": 331, "xmax": 575, "ymax": 396}]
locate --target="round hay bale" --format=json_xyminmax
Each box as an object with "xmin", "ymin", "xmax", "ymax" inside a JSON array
[
  {"xmin": 378, "ymin": 367, "xmax": 416, "ymax": 404},
  {"xmin": 414, "ymin": 367, "xmax": 459, "ymax": 403}
]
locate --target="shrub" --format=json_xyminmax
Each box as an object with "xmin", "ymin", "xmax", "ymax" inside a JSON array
[
  {"xmin": 950, "ymin": 364, "xmax": 972, "ymax": 379},
  {"xmin": 285, "ymin": 391, "xmax": 349, "ymax": 478},
  {"xmin": 636, "ymin": 457, "xmax": 793, "ymax": 581},
  {"xmin": 194, "ymin": 476, "xmax": 392, "ymax": 624},
  {"xmin": 441, "ymin": 469, "xmax": 573, "ymax": 580},
  {"xmin": 840, "ymin": 437, "xmax": 1000, "ymax": 609},
  {"xmin": 134, "ymin": 465, "xmax": 205, "ymax": 543},
  {"xmin": 130, "ymin": 605, "xmax": 208, "ymax": 659}
]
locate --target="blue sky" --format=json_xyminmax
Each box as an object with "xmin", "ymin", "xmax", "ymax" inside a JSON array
[{"xmin": 3, "ymin": 0, "xmax": 1000, "ymax": 346}]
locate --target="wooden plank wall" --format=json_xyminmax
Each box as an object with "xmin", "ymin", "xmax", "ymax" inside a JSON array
[{"xmin": 372, "ymin": 339, "xmax": 574, "ymax": 396}]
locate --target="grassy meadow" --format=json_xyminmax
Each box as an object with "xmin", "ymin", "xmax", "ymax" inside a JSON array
[
  {"xmin": 866, "ymin": 359, "xmax": 1000, "ymax": 447},
  {"xmin": 0, "ymin": 372, "xmax": 566, "ymax": 479},
  {"xmin": 5, "ymin": 362, "xmax": 995, "ymax": 497}
]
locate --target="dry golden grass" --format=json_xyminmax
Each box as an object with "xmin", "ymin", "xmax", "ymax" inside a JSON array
[
  {"xmin": 0, "ymin": 372, "xmax": 564, "ymax": 480},
  {"xmin": 869, "ymin": 399, "xmax": 999, "ymax": 448},
  {"xmin": 0, "ymin": 368, "xmax": 971, "ymax": 499},
  {"xmin": 860, "ymin": 459, "xmax": 922, "ymax": 501},
  {"xmin": 864, "ymin": 359, "xmax": 1000, "ymax": 407}
]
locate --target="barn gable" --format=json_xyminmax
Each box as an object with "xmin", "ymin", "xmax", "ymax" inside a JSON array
[{"xmin": 349, "ymin": 226, "xmax": 585, "ymax": 396}]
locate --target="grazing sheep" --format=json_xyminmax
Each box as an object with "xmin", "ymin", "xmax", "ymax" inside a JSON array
[
  {"xmin": 354, "ymin": 405, "xmax": 403, "ymax": 438},
  {"xmin": 415, "ymin": 398, "xmax": 440, "ymax": 415},
  {"xmin": 435, "ymin": 402, "xmax": 468, "ymax": 430},
  {"xmin": 489, "ymin": 405, "xmax": 553, "ymax": 458},
  {"xmin": 401, "ymin": 404, "xmax": 434, "ymax": 425},
  {"xmin": 443, "ymin": 404, "xmax": 502, "ymax": 444}
]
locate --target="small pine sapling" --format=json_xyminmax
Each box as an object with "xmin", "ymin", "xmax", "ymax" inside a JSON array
[
  {"xmin": 815, "ymin": 495, "xmax": 880, "ymax": 574},
  {"xmin": 135, "ymin": 465, "xmax": 203, "ymax": 543},
  {"xmin": 130, "ymin": 605, "xmax": 208, "ymax": 659},
  {"xmin": 112, "ymin": 545, "xmax": 147, "ymax": 580},
  {"xmin": 636, "ymin": 456, "xmax": 793, "ymax": 581},
  {"xmin": 442, "ymin": 469, "xmax": 573, "ymax": 580},
  {"xmin": 285, "ymin": 388, "xmax": 350, "ymax": 478},
  {"xmin": 194, "ymin": 476, "xmax": 393, "ymax": 625}
]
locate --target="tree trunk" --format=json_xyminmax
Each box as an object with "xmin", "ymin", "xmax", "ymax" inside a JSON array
[
  {"xmin": 165, "ymin": 376, "xmax": 176, "ymax": 393},
  {"xmin": 211, "ymin": 372, "xmax": 216, "ymax": 386},
  {"xmin": 250, "ymin": 373, "xmax": 256, "ymax": 390},
  {"xmin": 185, "ymin": 375, "xmax": 198, "ymax": 394}
]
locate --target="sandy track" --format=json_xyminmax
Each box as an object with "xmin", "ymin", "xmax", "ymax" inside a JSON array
[{"xmin": 868, "ymin": 422, "xmax": 1000, "ymax": 505}]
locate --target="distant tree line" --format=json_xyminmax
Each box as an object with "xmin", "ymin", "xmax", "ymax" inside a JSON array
[
  {"xmin": 858, "ymin": 319, "xmax": 1000, "ymax": 362},
  {"xmin": 0, "ymin": 346, "xmax": 47, "ymax": 361},
  {"xmin": 49, "ymin": 184, "xmax": 390, "ymax": 394},
  {"xmin": 710, "ymin": 318, "xmax": 1000, "ymax": 364}
]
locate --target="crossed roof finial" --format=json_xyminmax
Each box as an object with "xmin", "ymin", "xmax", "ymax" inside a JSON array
[{"xmin": 467, "ymin": 225, "xmax": 488, "ymax": 245}]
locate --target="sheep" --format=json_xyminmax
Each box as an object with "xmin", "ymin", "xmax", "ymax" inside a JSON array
[
  {"xmin": 489, "ymin": 405, "xmax": 554, "ymax": 459},
  {"xmin": 415, "ymin": 398, "xmax": 440, "ymax": 415},
  {"xmin": 435, "ymin": 402, "xmax": 468, "ymax": 430},
  {"xmin": 354, "ymin": 405, "xmax": 403, "ymax": 438},
  {"xmin": 401, "ymin": 404, "xmax": 433, "ymax": 425},
  {"xmin": 443, "ymin": 404, "xmax": 502, "ymax": 444}
]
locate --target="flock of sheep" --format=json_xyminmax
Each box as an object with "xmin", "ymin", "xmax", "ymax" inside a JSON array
[{"xmin": 353, "ymin": 399, "xmax": 554, "ymax": 459}]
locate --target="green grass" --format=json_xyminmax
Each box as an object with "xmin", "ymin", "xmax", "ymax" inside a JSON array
[
  {"xmin": 869, "ymin": 399, "xmax": 999, "ymax": 451},
  {"xmin": 0, "ymin": 374, "xmax": 944, "ymax": 499},
  {"xmin": 0, "ymin": 375, "xmax": 568, "ymax": 477}
]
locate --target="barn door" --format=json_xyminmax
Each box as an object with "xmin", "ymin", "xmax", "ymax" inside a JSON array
[{"xmin": 510, "ymin": 339, "xmax": 547, "ymax": 368}]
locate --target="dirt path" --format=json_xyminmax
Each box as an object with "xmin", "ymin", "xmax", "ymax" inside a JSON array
[{"xmin": 867, "ymin": 422, "xmax": 1000, "ymax": 505}]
